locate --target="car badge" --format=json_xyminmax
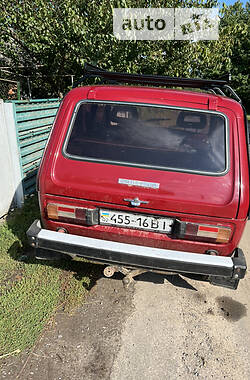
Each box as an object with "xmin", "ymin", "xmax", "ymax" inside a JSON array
[
  {"xmin": 124, "ymin": 197, "xmax": 149, "ymax": 207},
  {"xmin": 118, "ymin": 178, "xmax": 160, "ymax": 189}
]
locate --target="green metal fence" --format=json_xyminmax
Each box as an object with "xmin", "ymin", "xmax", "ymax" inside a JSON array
[{"xmin": 10, "ymin": 99, "xmax": 60, "ymax": 195}]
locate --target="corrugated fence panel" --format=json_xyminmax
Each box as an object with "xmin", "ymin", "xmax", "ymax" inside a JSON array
[{"xmin": 12, "ymin": 99, "xmax": 60, "ymax": 195}]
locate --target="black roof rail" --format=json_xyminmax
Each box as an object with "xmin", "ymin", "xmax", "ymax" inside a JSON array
[{"xmin": 73, "ymin": 63, "xmax": 242, "ymax": 103}]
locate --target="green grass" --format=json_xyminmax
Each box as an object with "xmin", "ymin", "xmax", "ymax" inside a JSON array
[
  {"xmin": 247, "ymin": 115, "xmax": 250, "ymax": 121},
  {"xmin": 0, "ymin": 196, "xmax": 101, "ymax": 356}
]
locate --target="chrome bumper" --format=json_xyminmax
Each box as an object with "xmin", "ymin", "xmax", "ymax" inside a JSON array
[{"xmin": 27, "ymin": 220, "xmax": 246, "ymax": 286}]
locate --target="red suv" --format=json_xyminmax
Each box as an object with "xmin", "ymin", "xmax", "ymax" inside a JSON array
[{"xmin": 27, "ymin": 64, "xmax": 249, "ymax": 289}]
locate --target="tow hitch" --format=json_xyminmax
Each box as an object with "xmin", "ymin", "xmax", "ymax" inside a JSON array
[
  {"xmin": 103, "ymin": 265, "xmax": 147, "ymax": 288},
  {"xmin": 103, "ymin": 265, "xmax": 180, "ymax": 289}
]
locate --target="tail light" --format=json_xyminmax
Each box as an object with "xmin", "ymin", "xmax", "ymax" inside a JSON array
[
  {"xmin": 173, "ymin": 220, "xmax": 232, "ymax": 244},
  {"xmin": 46, "ymin": 203, "xmax": 98, "ymax": 226}
]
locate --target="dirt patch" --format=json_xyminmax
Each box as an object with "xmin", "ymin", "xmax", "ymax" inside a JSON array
[
  {"xmin": 0, "ymin": 274, "xmax": 134, "ymax": 380},
  {"xmin": 110, "ymin": 275, "xmax": 250, "ymax": 380},
  {"xmin": 216, "ymin": 296, "xmax": 247, "ymax": 322}
]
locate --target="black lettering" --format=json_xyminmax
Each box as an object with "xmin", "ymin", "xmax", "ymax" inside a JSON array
[
  {"xmin": 151, "ymin": 219, "xmax": 159, "ymax": 229},
  {"xmin": 111, "ymin": 214, "xmax": 116, "ymax": 223},
  {"xmin": 117, "ymin": 215, "xmax": 123, "ymax": 224},
  {"xmin": 162, "ymin": 221, "xmax": 169, "ymax": 231},
  {"xmin": 122, "ymin": 19, "xmax": 132, "ymax": 30},
  {"xmin": 155, "ymin": 19, "xmax": 165, "ymax": 31},
  {"xmin": 145, "ymin": 15, "xmax": 154, "ymax": 30},
  {"xmin": 124, "ymin": 216, "xmax": 130, "ymax": 225},
  {"xmin": 134, "ymin": 19, "xmax": 144, "ymax": 30}
]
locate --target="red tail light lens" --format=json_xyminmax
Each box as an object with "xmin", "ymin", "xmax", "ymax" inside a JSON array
[
  {"xmin": 46, "ymin": 203, "xmax": 98, "ymax": 226},
  {"xmin": 173, "ymin": 221, "xmax": 231, "ymax": 244}
]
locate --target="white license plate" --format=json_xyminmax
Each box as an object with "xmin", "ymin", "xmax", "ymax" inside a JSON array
[{"xmin": 99, "ymin": 209, "xmax": 173, "ymax": 233}]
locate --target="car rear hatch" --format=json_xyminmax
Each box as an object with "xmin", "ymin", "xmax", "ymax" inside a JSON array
[{"xmin": 45, "ymin": 92, "xmax": 239, "ymax": 220}]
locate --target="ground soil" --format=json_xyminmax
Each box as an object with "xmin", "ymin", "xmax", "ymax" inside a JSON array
[{"xmin": 1, "ymin": 223, "xmax": 250, "ymax": 380}]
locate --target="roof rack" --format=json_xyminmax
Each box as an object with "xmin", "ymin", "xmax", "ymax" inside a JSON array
[{"xmin": 73, "ymin": 63, "xmax": 242, "ymax": 104}]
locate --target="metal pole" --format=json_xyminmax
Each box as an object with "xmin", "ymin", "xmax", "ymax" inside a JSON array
[
  {"xmin": 17, "ymin": 81, "xmax": 21, "ymax": 100},
  {"xmin": 27, "ymin": 77, "xmax": 32, "ymax": 99}
]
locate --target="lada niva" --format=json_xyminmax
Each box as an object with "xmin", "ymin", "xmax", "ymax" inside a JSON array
[{"xmin": 27, "ymin": 64, "xmax": 249, "ymax": 289}]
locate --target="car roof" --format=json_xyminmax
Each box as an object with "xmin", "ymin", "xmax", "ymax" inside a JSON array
[{"xmin": 67, "ymin": 85, "xmax": 242, "ymax": 111}]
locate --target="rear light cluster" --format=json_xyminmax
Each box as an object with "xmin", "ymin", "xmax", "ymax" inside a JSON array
[
  {"xmin": 46, "ymin": 203, "xmax": 232, "ymax": 244},
  {"xmin": 46, "ymin": 203, "xmax": 98, "ymax": 226},
  {"xmin": 173, "ymin": 220, "xmax": 232, "ymax": 244}
]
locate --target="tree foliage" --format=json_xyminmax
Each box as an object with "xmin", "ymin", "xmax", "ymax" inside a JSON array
[
  {"xmin": 220, "ymin": 1, "xmax": 249, "ymax": 108},
  {"xmin": 0, "ymin": 0, "xmax": 249, "ymax": 108}
]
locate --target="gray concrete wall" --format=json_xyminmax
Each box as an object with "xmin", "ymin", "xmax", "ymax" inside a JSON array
[{"xmin": 0, "ymin": 100, "xmax": 23, "ymax": 217}]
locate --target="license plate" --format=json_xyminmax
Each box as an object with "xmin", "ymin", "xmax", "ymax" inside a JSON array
[{"xmin": 99, "ymin": 209, "xmax": 173, "ymax": 233}]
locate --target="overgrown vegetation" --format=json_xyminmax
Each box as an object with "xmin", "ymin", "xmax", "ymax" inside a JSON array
[
  {"xmin": 0, "ymin": 196, "xmax": 101, "ymax": 356},
  {"xmin": 0, "ymin": 1, "xmax": 249, "ymax": 109}
]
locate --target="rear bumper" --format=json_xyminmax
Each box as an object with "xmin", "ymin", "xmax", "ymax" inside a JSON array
[{"xmin": 27, "ymin": 220, "xmax": 247, "ymax": 288}]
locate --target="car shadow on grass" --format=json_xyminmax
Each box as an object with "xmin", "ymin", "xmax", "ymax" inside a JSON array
[
  {"xmin": 5, "ymin": 195, "xmax": 104, "ymax": 294},
  {"xmin": 29, "ymin": 254, "xmax": 104, "ymax": 291},
  {"xmin": 8, "ymin": 243, "xmax": 104, "ymax": 293}
]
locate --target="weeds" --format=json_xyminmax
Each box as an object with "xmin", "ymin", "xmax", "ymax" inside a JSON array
[{"xmin": 0, "ymin": 196, "xmax": 101, "ymax": 356}]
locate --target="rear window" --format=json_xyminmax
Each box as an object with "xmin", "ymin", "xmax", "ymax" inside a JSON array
[{"xmin": 64, "ymin": 102, "xmax": 228, "ymax": 174}]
